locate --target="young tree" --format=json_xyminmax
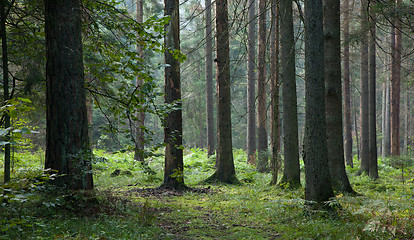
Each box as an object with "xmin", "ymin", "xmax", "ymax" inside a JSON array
[
  {"xmin": 342, "ymin": 0, "xmax": 353, "ymax": 167},
  {"xmin": 247, "ymin": 0, "xmax": 257, "ymax": 165},
  {"xmin": 359, "ymin": 0, "xmax": 370, "ymax": 174},
  {"xmin": 304, "ymin": 0, "xmax": 334, "ymax": 203},
  {"xmin": 323, "ymin": 0, "xmax": 354, "ymax": 193},
  {"xmin": 257, "ymin": 0, "xmax": 268, "ymax": 172},
  {"xmin": 45, "ymin": 0, "xmax": 93, "ymax": 190},
  {"xmin": 368, "ymin": 4, "xmax": 378, "ymax": 179},
  {"xmin": 279, "ymin": 0, "xmax": 300, "ymax": 188},
  {"xmin": 204, "ymin": 0, "xmax": 238, "ymax": 184},
  {"xmin": 205, "ymin": 0, "xmax": 215, "ymax": 157},
  {"xmin": 162, "ymin": 0, "xmax": 185, "ymax": 189}
]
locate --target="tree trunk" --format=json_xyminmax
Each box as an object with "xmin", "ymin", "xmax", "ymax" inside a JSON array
[
  {"xmin": 279, "ymin": 0, "xmax": 300, "ymax": 188},
  {"xmin": 323, "ymin": 0, "xmax": 354, "ymax": 193},
  {"xmin": 270, "ymin": 0, "xmax": 280, "ymax": 185},
  {"xmin": 390, "ymin": 0, "xmax": 401, "ymax": 156},
  {"xmin": 342, "ymin": 0, "xmax": 353, "ymax": 167},
  {"xmin": 162, "ymin": 0, "xmax": 185, "ymax": 189},
  {"xmin": 404, "ymin": 90, "xmax": 409, "ymax": 154},
  {"xmin": 247, "ymin": 0, "xmax": 257, "ymax": 165},
  {"xmin": 359, "ymin": 0, "xmax": 369, "ymax": 174},
  {"xmin": 257, "ymin": 0, "xmax": 268, "ymax": 172},
  {"xmin": 205, "ymin": 0, "xmax": 215, "ymax": 157},
  {"xmin": 134, "ymin": 0, "xmax": 145, "ymax": 163},
  {"xmin": 304, "ymin": 0, "xmax": 334, "ymax": 203},
  {"xmin": 204, "ymin": 0, "xmax": 238, "ymax": 184},
  {"xmin": 368, "ymin": 7, "xmax": 378, "ymax": 179},
  {"xmin": 45, "ymin": 0, "xmax": 93, "ymax": 190}
]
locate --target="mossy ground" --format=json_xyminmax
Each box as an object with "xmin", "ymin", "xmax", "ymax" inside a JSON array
[{"xmin": 1, "ymin": 148, "xmax": 413, "ymax": 239}]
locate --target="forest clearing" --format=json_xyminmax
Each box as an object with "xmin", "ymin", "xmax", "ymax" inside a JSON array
[{"xmin": 1, "ymin": 149, "xmax": 413, "ymax": 239}]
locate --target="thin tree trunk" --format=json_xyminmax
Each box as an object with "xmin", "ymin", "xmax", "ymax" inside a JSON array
[
  {"xmin": 205, "ymin": 0, "xmax": 215, "ymax": 157},
  {"xmin": 390, "ymin": 0, "xmax": 402, "ymax": 156},
  {"xmin": 381, "ymin": 82, "xmax": 387, "ymax": 159},
  {"xmin": 45, "ymin": 0, "xmax": 93, "ymax": 190},
  {"xmin": 304, "ymin": 0, "xmax": 334, "ymax": 203},
  {"xmin": 1, "ymin": 0, "xmax": 10, "ymax": 183},
  {"xmin": 134, "ymin": 0, "xmax": 145, "ymax": 163},
  {"xmin": 257, "ymin": 0, "xmax": 268, "ymax": 172},
  {"xmin": 270, "ymin": 0, "xmax": 280, "ymax": 185},
  {"xmin": 404, "ymin": 90, "xmax": 409, "ymax": 154},
  {"xmin": 247, "ymin": 0, "xmax": 257, "ymax": 165},
  {"xmin": 368, "ymin": 7, "xmax": 378, "ymax": 179},
  {"xmin": 279, "ymin": 0, "xmax": 300, "ymax": 188},
  {"xmin": 359, "ymin": 0, "xmax": 369, "ymax": 174},
  {"xmin": 343, "ymin": 0, "xmax": 353, "ymax": 167},
  {"xmin": 323, "ymin": 0, "xmax": 354, "ymax": 193},
  {"xmin": 162, "ymin": 0, "xmax": 185, "ymax": 189}
]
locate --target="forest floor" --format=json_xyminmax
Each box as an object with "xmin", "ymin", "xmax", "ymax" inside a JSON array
[{"xmin": 1, "ymin": 148, "xmax": 414, "ymax": 239}]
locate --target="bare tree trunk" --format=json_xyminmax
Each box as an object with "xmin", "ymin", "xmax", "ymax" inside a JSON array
[
  {"xmin": 279, "ymin": 0, "xmax": 300, "ymax": 188},
  {"xmin": 368, "ymin": 6, "xmax": 378, "ymax": 179},
  {"xmin": 342, "ymin": 0, "xmax": 353, "ymax": 167},
  {"xmin": 323, "ymin": 0, "xmax": 354, "ymax": 193},
  {"xmin": 270, "ymin": 0, "xmax": 280, "ymax": 185},
  {"xmin": 404, "ymin": 90, "xmax": 409, "ymax": 154},
  {"xmin": 390, "ymin": 0, "xmax": 402, "ymax": 156},
  {"xmin": 45, "ymin": 0, "xmax": 93, "ymax": 190},
  {"xmin": 134, "ymin": 0, "xmax": 145, "ymax": 163},
  {"xmin": 1, "ymin": 0, "xmax": 10, "ymax": 183},
  {"xmin": 204, "ymin": 0, "xmax": 238, "ymax": 184},
  {"xmin": 257, "ymin": 0, "xmax": 268, "ymax": 172},
  {"xmin": 162, "ymin": 0, "xmax": 185, "ymax": 189},
  {"xmin": 205, "ymin": 0, "xmax": 215, "ymax": 157},
  {"xmin": 359, "ymin": 0, "xmax": 369, "ymax": 174},
  {"xmin": 247, "ymin": 0, "xmax": 257, "ymax": 165},
  {"xmin": 304, "ymin": 0, "xmax": 334, "ymax": 203}
]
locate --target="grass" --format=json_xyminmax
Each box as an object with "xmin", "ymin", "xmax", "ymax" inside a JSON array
[{"xmin": 1, "ymin": 148, "xmax": 414, "ymax": 239}]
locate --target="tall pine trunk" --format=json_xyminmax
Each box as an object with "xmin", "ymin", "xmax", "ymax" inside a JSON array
[
  {"xmin": 247, "ymin": 0, "xmax": 257, "ymax": 165},
  {"xmin": 45, "ymin": 0, "xmax": 93, "ymax": 190},
  {"xmin": 391, "ymin": 0, "xmax": 402, "ymax": 156},
  {"xmin": 279, "ymin": 0, "xmax": 300, "ymax": 188},
  {"xmin": 323, "ymin": 0, "xmax": 354, "ymax": 193},
  {"xmin": 304, "ymin": 0, "xmax": 334, "ymax": 203},
  {"xmin": 204, "ymin": 0, "xmax": 238, "ymax": 184},
  {"xmin": 359, "ymin": 0, "xmax": 369, "ymax": 174},
  {"xmin": 342, "ymin": 0, "xmax": 353, "ymax": 167},
  {"xmin": 205, "ymin": 0, "xmax": 215, "ymax": 157},
  {"xmin": 162, "ymin": 0, "xmax": 185, "ymax": 189},
  {"xmin": 270, "ymin": 0, "xmax": 280, "ymax": 185},
  {"xmin": 134, "ymin": 0, "xmax": 145, "ymax": 163},
  {"xmin": 368, "ymin": 7, "xmax": 378, "ymax": 179},
  {"xmin": 1, "ymin": 0, "xmax": 10, "ymax": 183},
  {"xmin": 257, "ymin": 0, "xmax": 268, "ymax": 172}
]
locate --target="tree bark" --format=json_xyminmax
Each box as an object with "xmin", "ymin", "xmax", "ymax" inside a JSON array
[
  {"xmin": 359, "ymin": 0, "xmax": 369, "ymax": 174},
  {"xmin": 162, "ymin": 0, "xmax": 185, "ymax": 189},
  {"xmin": 204, "ymin": 0, "xmax": 238, "ymax": 184},
  {"xmin": 323, "ymin": 0, "xmax": 354, "ymax": 193},
  {"xmin": 45, "ymin": 0, "xmax": 93, "ymax": 190},
  {"xmin": 134, "ymin": 0, "xmax": 145, "ymax": 163},
  {"xmin": 205, "ymin": 0, "xmax": 215, "ymax": 157},
  {"xmin": 304, "ymin": 0, "xmax": 334, "ymax": 203},
  {"xmin": 390, "ymin": 0, "xmax": 401, "ymax": 156},
  {"xmin": 257, "ymin": 0, "xmax": 268, "ymax": 172},
  {"xmin": 1, "ymin": 0, "xmax": 10, "ymax": 183},
  {"xmin": 247, "ymin": 0, "xmax": 257, "ymax": 165},
  {"xmin": 270, "ymin": 0, "xmax": 280, "ymax": 185},
  {"xmin": 368, "ymin": 6, "xmax": 378, "ymax": 179},
  {"xmin": 279, "ymin": 0, "xmax": 300, "ymax": 188},
  {"xmin": 342, "ymin": 0, "xmax": 353, "ymax": 167}
]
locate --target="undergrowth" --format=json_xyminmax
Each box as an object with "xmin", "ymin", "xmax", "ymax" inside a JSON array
[{"xmin": 0, "ymin": 148, "xmax": 413, "ymax": 239}]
